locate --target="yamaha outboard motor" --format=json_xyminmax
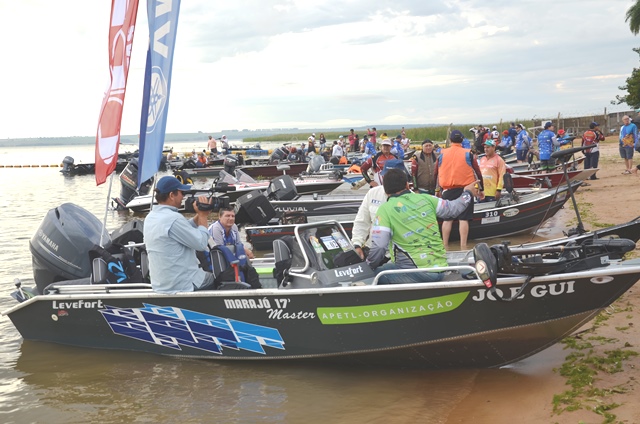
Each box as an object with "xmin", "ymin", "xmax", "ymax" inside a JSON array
[
  {"xmin": 30, "ymin": 203, "xmax": 111, "ymax": 294},
  {"xmin": 113, "ymin": 158, "xmax": 153, "ymax": 210},
  {"xmin": 61, "ymin": 156, "xmax": 75, "ymax": 173}
]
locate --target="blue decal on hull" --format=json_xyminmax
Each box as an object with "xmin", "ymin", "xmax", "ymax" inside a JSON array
[{"xmin": 100, "ymin": 304, "xmax": 285, "ymax": 354}]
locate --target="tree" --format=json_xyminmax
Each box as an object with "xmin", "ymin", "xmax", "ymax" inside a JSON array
[
  {"xmin": 613, "ymin": 47, "xmax": 640, "ymax": 108},
  {"xmin": 627, "ymin": 0, "xmax": 640, "ymax": 35}
]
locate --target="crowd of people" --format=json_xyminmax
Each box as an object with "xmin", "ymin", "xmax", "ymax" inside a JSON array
[{"xmin": 142, "ymin": 116, "xmax": 640, "ymax": 292}]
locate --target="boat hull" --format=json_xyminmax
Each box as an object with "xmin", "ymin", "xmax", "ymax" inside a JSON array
[
  {"xmin": 5, "ymin": 264, "xmax": 640, "ymax": 368},
  {"xmin": 246, "ymin": 183, "xmax": 578, "ymax": 250}
]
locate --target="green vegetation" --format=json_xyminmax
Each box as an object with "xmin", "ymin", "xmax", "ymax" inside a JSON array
[
  {"xmin": 552, "ymin": 302, "xmax": 639, "ymax": 423},
  {"xmin": 243, "ymin": 121, "xmax": 537, "ymax": 144}
]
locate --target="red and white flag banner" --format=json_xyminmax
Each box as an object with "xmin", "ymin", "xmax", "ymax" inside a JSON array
[{"xmin": 95, "ymin": 0, "xmax": 140, "ymax": 185}]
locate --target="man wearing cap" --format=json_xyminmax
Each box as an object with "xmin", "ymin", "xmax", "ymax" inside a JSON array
[
  {"xmin": 434, "ymin": 129, "xmax": 484, "ymax": 250},
  {"xmin": 581, "ymin": 122, "xmax": 605, "ymax": 180},
  {"xmin": 332, "ymin": 139, "xmax": 346, "ymax": 161},
  {"xmin": 360, "ymin": 138, "xmax": 399, "ymax": 186},
  {"xmin": 351, "ymin": 159, "xmax": 405, "ymax": 259},
  {"xmin": 536, "ymin": 122, "xmax": 560, "ymax": 172},
  {"xmin": 143, "ymin": 176, "xmax": 215, "ymax": 294},
  {"xmin": 307, "ymin": 136, "xmax": 316, "ymax": 154},
  {"xmin": 362, "ymin": 134, "xmax": 375, "ymax": 156},
  {"xmin": 515, "ymin": 124, "xmax": 531, "ymax": 163},
  {"xmin": 411, "ymin": 139, "xmax": 439, "ymax": 194},
  {"xmin": 367, "ymin": 168, "xmax": 480, "ymax": 284},
  {"xmin": 479, "ymin": 139, "xmax": 507, "ymax": 202},
  {"xmin": 499, "ymin": 130, "xmax": 513, "ymax": 155}
]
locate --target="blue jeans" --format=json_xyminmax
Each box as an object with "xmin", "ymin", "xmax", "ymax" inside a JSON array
[{"xmin": 374, "ymin": 262, "xmax": 444, "ymax": 285}]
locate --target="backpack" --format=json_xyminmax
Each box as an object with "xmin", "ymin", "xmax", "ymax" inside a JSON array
[
  {"xmin": 582, "ymin": 130, "xmax": 597, "ymax": 154},
  {"xmin": 89, "ymin": 244, "xmax": 145, "ymax": 284}
]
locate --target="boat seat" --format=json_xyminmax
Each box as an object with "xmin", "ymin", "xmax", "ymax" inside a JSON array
[
  {"xmin": 91, "ymin": 257, "xmax": 109, "ymax": 285},
  {"xmin": 140, "ymin": 249, "xmax": 149, "ymax": 280},
  {"xmin": 210, "ymin": 248, "xmax": 251, "ymax": 290},
  {"xmin": 273, "ymin": 238, "xmax": 293, "ymax": 287},
  {"xmin": 273, "ymin": 238, "xmax": 292, "ymax": 263}
]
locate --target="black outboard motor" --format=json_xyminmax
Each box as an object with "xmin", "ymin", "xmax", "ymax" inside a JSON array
[
  {"xmin": 113, "ymin": 158, "xmax": 153, "ymax": 210},
  {"xmin": 266, "ymin": 175, "xmax": 298, "ymax": 200},
  {"xmin": 30, "ymin": 203, "xmax": 111, "ymax": 294},
  {"xmin": 224, "ymin": 155, "xmax": 238, "ymax": 174},
  {"xmin": 61, "ymin": 156, "xmax": 75, "ymax": 173},
  {"xmin": 269, "ymin": 147, "xmax": 289, "ymax": 164}
]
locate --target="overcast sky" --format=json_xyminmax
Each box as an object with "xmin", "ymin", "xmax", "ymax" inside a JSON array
[{"xmin": 1, "ymin": 0, "xmax": 638, "ymax": 139}]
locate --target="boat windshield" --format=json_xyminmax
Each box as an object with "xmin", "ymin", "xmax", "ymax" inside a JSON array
[
  {"xmin": 234, "ymin": 170, "xmax": 257, "ymax": 184},
  {"xmin": 296, "ymin": 222, "xmax": 363, "ymax": 271},
  {"xmin": 218, "ymin": 170, "xmax": 238, "ymax": 184}
]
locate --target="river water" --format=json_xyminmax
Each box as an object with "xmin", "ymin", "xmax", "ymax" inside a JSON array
[{"xmin": 0, "ymin": 143, "xmax": 573, "ymax": 423}]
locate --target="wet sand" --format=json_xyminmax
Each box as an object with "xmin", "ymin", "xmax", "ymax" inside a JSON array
[{"xmin": 445, "ymin": 139, "xmax": 640, "ymax": 424}]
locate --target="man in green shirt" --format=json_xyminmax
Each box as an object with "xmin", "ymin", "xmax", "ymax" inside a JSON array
[{"xmin": 367, "ymin": 167, "xmax": 478, "ymax": 284}]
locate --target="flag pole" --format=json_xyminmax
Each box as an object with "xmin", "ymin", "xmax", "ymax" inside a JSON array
[{"xmin": 99, "ymin": 171, "xmax": 116, "ymax": 247}]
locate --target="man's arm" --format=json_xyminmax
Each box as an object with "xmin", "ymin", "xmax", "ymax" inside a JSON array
[
  {"xmin": 469, "ymin": 155, "xmax": 485, "ymax": 192},
  {"xmin": 411, "ymin": 158, "xmax": 419, "ymax": 188},
  {"xmin": 351, "ymin": 189, "xmax": 375, "ymax": 249},
  {"xmin": 367, "ymin": 222, "xmax": 392, "ymax": 269},
  {"xmin": 360, "ymin": 157, "xmax": 374, "ymax": 183},
  {"xmin": 169, "ymin": 217, "xmax": 210, "ymax": 251},
  {"xmin": 435, "ymin": 188, "xmax": 475, "ymax": 220}
]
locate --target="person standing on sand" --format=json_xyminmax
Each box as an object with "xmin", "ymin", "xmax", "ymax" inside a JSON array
[
  {"xmin": 582, "ymin": 122, "xmax": 605, "ymax": 180},
  {"xmin": 619, "ymin": 115, "xmax": 638, "ymax": 174}
]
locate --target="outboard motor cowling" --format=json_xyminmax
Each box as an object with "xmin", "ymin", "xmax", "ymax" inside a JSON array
[
  {"xmin": 30, "ymin": 203, "xmax": 111, "ymax": 294},
  {"xmin": 114, "ymin": 158, "xmax": 153, "ymax": 210},
  {"xmin": 306, "ymin": 154, "xmax": 325, "ymax": 173},
  {"xmin": 224, "ymin": 155, "xmax": 238, "ymax": 174},
  {"xmin": 61, "ymin": 156, "xmax": 75, "ymax": 173},
  {"xmin": 266, "ymin": 175, "xmax": 298, "ymax": 200},
  {"xmin": 269, "ymin": 147, "xmax": 289, "ymax": 164}
]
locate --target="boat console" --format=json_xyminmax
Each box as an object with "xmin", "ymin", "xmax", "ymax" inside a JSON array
[{"xmin": 273, "ymin": 221, "xmax": 376, "ymax": 288}]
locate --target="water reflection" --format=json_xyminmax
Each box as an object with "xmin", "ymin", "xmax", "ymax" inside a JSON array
[{"xmin": 8, "ymin": 339, "xmax": 569, "ymax": 424}]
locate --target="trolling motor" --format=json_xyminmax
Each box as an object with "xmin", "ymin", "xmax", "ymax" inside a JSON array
[{"xmin": 550, "ymin": 145, "xmax": 592, "ymax": 236}]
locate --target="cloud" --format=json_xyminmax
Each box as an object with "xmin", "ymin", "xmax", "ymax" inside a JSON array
[{"xmin": 0, "ymin": 0, "xmax": 637, "ymax": 139}]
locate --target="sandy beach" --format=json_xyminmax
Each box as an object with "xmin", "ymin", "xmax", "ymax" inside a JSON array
[{"xmin": 445, "ymin": 139, "xmax": 640, "ymax": 424}]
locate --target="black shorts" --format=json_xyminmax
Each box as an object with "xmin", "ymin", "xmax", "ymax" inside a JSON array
[{"xmin": 442, "ymin": 187, "xmax": 474, "ymax": 221}]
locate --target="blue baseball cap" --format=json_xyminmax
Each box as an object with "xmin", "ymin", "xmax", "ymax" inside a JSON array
[
  {"xmin": 544, "ymin": 121, "xmax": 554, "ymax": 129},
  {"xmin": 450, "ymin": 130, "xmax": 464, "ymax": 143},
  {"xmin": 156, "ymin": 176, "xmax": 192, "ymax": 194},
  {"xmin": 380, "ymin": 159, "xmax": 407, "ymax": 176}
]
